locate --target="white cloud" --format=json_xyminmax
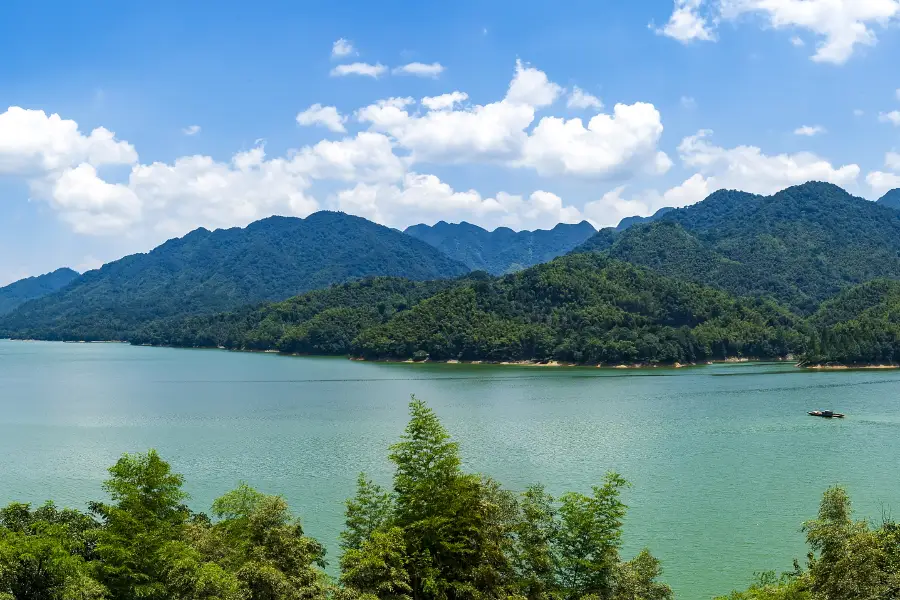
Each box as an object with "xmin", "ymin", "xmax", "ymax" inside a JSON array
[
  {"xmin": 896, "ymin": 88, "xmax": 900, "ymax": 100},
  {"xmin": 182, "ymin": 125, "xmax": 201, "ymax": 136},
  {"xmin": 867, "ymin": 171, "xmax": 900, "ymax": 196},
  {"xmin": 517, "ymin": 103, "xmax": 672, "ymax": 178},
  {"xmin": 421, "ymin": 92, "xmax": 468, "ymax": 111},
  {"xmin": 659, "ymin": 0, "xmax": 900, "ymax": 64},
  {"xmin": 880, "ymin": 110, "xmax": 900, "ymax": 126},
  {"xmin": 332, "ymin": 38, "xmax": 355, "ymax": 58},
  {"xmin": 330, "ymin": 62, "xmax": 387, "ymax": 78},
  {"xmin": 0, "ymin": 106, "xmax": 137, "ymax": 175},
  {"xmin": 393, "ymin": 62, "xmax": 445, "ymax": 78},
  {"xmin": 51, "ymin": 164, "xmax": 142, "ymax": 235},
  {"xmin": 656, "ymin": 0, "xmax": 716, "ymax": 43},
  {"xmin": 720, "ymin": 0, "xmax": 900, "ymax": 65},
  {"xmin": 506, "ymin": 59, "xmax": 563, "ymax": 108},
  {"xmin": 333, "ymin": 172, "xmax": 583, "ymax": 230},
  {"xmin": 794, "ymin": 125, "xmax": 826, "ymax": 136},
  {"xmin": 886, "ymin": 151, "xmax": 900, "ymax": 171},
  {"xmin": 356, "ymin": 67, "xmax": 544, "ymax": 163},
  {"xmin": 868, "ymin": 151, "xmax": 900, "ymax": 196},
  {"xmin": 567, "ymin": 86, "xmax": 603, "ymax": 110},
  {"xmin": 583, "ymin": 174, "xmax": 710, "ymax": 228},
  {"xmin": 296, "ymin": 104, "xmax": 347, "ymax": 133},
  {"xmin": 680, "ymin": 96, "xmax": 698, "ymax": 109},
  {"xmin": 677, "ymin": 129, "xmax": 860, "ymax": 194},
  {"xmin": 790, "ymin": 36, "xmax": 805, "ymax": 46}
]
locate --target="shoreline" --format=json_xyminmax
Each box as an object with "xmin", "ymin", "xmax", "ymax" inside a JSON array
[{"xmin": 10, "ymin": 338, "xmax": 900, "ymax": 370}]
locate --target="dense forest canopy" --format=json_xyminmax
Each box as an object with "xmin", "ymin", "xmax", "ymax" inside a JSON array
[
  {"xmin": 405, "ymin": 220, "xmax": 597, "ymax": 275},
  {"xmin": 876, "ymin": 188, "xmax": 900, "ymax": 211},
  {"xmin": 577, "ymin": 182, "xmax": 900, "ymax": 314},
  {"xmin": 0, "ymin": 268, "xmax": 79, "ymax": 316},
  {"xmin": 0, "ymin": 212, "xmax": 469, "ymax": 341},
  {"xmin": 131, "ymin": 253, "xmax": 806, "ymax": 366}
]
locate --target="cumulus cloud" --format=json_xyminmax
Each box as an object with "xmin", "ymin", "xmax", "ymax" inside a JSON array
[
  {"xmin": 656, "ymin": 0, "xmax": 716, "ymax": 43},
  {"xmin": 506, "ymin": 59, "xmax": 563, "ymax": 108},
  {"xmin": 333, "ymin": 172, "xmax": 583, "ymax": 230},
  {"xmin": 0, "ymin": 106, "xmax": 137, "ymax": 175},
  {"xmin": 51, "ymin": 164, "xmax": 142, "ymax": 235},
  {"xmin": 393, "ymin": 62, "xmax": 445, "ymax": 77},
  {"xmin": 794, "ymin": 125, "xmax": 826, "ymax": 136},
  {"xmin": 582, "ymin": 174, "xmax": 711, "ymax": 228},
  {"xmin": 678, "ymin": 129, "xmax": 860, "ymax": 194},
  {"xmin": 517, "ymin": 103, "xmax": 672, "ymax": 178},
  {"xmin": 790, "ymin": 36, "xmax": 805, "ymax": 47},
  {"xmin": 880, "ymin": 111, "xmax": 900, "ymax": 126},
  {"xmin": 567, "ymin": 87, "xmax": 603, "ymax": 110},
  {"xmin": 332, "ymin": 38, "xmax": 355, "ymax": 58},
  {"xmin": 296, "ymin": 104, "xmax": 347, "ymax": 133},
  {"xmin": 887, "ymin": 152, "xmax": 900, "ymax": 171},
  {"xmin": 660, "ymin": 0, "xmax": 900, "ymax": 64},
  {"xmin": 421, "ymin": 92, "xmax": 468, "ymax": 111},
  {"xmin": 330, "ymin": 62, "xmax": 387, "ymax": 78},
  {"xmin": 358, "ymin": 61, "xmax": 667, "ymax": 178},
  {"xmin": 867, "ymin": 151, "xmax": 900, "ymax": 196},
  {"xmin": 182, "ymin": 125, "xmax": 201, "ymax": 136}
]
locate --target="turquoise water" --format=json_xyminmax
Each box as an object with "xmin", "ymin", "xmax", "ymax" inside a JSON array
[{"xmin": 2, "ymin": 340, "xmax": 900, "ymax": 599}]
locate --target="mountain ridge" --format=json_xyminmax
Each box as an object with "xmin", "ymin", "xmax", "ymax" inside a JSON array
[
  {"xmin": 0, "ymin": 211, "xmax": 469, "ymax": 341},
  {"xmin": 0, "ymin": 268, "xmax": 80, "ymax": 316},
  {"xmin": 405, "ymin": 220, "xmax": 596, "ymax": 275}
]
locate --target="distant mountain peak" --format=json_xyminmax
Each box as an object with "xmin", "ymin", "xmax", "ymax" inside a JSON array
[
  {"xmin": 877, "ymin": 188, "xmax": 900, "ymax": 210},
  {"xmin": 405, "ymin": 221, "xmax": 596, "ymax": 275}
]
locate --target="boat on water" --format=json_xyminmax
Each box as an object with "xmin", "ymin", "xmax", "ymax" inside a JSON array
[{"xmin": 808, "ymin": 410, "xmax": 845, "ymax": 419}]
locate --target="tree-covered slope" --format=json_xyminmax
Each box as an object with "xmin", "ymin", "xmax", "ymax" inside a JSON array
[
  {"xmin": 802, "ymin": 279, "xmax": 900, "ymax": 365},
  {"xmin": 0, "ymin": 212, "xmax": 469, "ymax": 341},
  {"xmin": 0, "ymin": 268, "xmax": 79, "ymax": 316},
  {"xmin": 576, "ymin": 182, "xmax": 900, "ymax": 313},
  {"xmin": 877, "ymin": 188, "xmax": 900, "ymax": 211},
  {"xmin": 615, "ymin": 206, "xmax": 673, "ymax": 231},
  {"xmin": 405, "ymin": 220, "xmax": 596, "ymax": 275},
  {"xmin": 136, "ymin": 253, "xmax": 806, "ymax": 365}
]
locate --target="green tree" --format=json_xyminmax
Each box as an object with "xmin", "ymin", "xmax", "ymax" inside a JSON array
[
  {"xmin": 341, "ymin": 474, "xmax": 394, "ymax": 554},
  {"xmin": 88, "ymin": 449, "xmax": 190, "ymax": 600},
  {"xmin": 556, "ymin": 474, "xmax": 629, "ymax": 600},
  {"xmin": 612, "ymin": 550, "xmax": 672, "ymax": 600}
]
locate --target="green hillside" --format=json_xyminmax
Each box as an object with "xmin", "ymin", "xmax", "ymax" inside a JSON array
[
  {"xmin": 135, "ymin": 253, "xmax": 806, "ymax": 365},
  {"xmin": 0, "ymin": 268, "xmax": 79, "ymax": 316},
  {"xmin": 0, "ymin": 212, "xmax": 469, "ymax": 341}
]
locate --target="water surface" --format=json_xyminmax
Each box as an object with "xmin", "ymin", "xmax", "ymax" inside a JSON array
[{"xmin": 2, "ymin": 340, "xmax": 899, "ymax": 599}]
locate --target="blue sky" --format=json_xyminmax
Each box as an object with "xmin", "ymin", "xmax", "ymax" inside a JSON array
[{"xmin": 1, "ymin": 0, "xmax": 900, "ymax": 284}]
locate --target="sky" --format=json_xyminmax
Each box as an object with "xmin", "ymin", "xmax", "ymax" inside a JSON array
[{"xmin": 2, "ymin": 0, "xmax": 900, "ymax": 285}]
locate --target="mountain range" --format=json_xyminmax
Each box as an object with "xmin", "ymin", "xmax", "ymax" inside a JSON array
[
  {"xmin": 0, "ymin": 268, "xmax": 79, "ymax": 316},
  {"xmin": 5, "ymin": 182, "xmax": 900, "ymax": 367},
  {"xmin": 0, "ymin": 212, "xmax": 468, "ymax": 341},
  {"xmin": 404, "ymin": 220, "xmax": 596, "ymax": 275}
]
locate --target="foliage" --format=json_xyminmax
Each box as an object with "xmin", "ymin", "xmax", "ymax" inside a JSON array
[
  {"xmin": 130, "ymin": 253, "xmax": 807, "ymax": 365},
  {"xmin": 801, "ymin": 279, "xmax": 900, "ymax": 365},
  {"xmin": 0, "ymin": 212, "xmax": 469, "ymax": 341},
  {"xmin": 0, "ymin": 268, "xmax": 79, "ymax": 316},
  {"xmin": 405, "ymin": 221, "xmax": 597, "ymax": 275},
  {"xmin": 576, "ymin": 182, "xmax": 900, "ymax": 314}
]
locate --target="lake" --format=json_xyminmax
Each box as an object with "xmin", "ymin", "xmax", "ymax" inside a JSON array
[{"xmin": 2, "ymin": 339, "xmax": 899, "ymax": 599}]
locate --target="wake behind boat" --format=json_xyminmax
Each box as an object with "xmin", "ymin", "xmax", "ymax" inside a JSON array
[{"xmin": 808, "ymin": 410, "xmax": 845, "ymax": 419}]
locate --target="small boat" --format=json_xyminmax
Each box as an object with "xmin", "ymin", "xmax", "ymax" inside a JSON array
[{"xmin": 808, "ymin": 410, "xmax": 845, "ymax": 419}]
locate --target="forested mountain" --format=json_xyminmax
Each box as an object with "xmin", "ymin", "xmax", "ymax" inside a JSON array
[
  {"xmin": 577, "ymin": 182, "xmax": 900, "ymax": 313},
  {"xmin": 134, "ymin": 253, "xmax": 806, "ymax": 365},
  {"xmin": 405, "ymin": 220, "xmax": 596, "ymax": 275},
  {"xmin": 802, "ymin": 279, "xmax": 900, "ymax": 365},
  {"xmin": 0, "ymin": 212, "xmax": 469, "ymax": 341},
  {"xmin": 877, "ymin": 188, "xmax": 900, "ymax": 210},
  {"xmin": 615, "ymin": 206, "xmax": 673, "ymax": 230},
  {"xmin": 0, "ymin": 268, "xmax": 79, "ymax": 316}
]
